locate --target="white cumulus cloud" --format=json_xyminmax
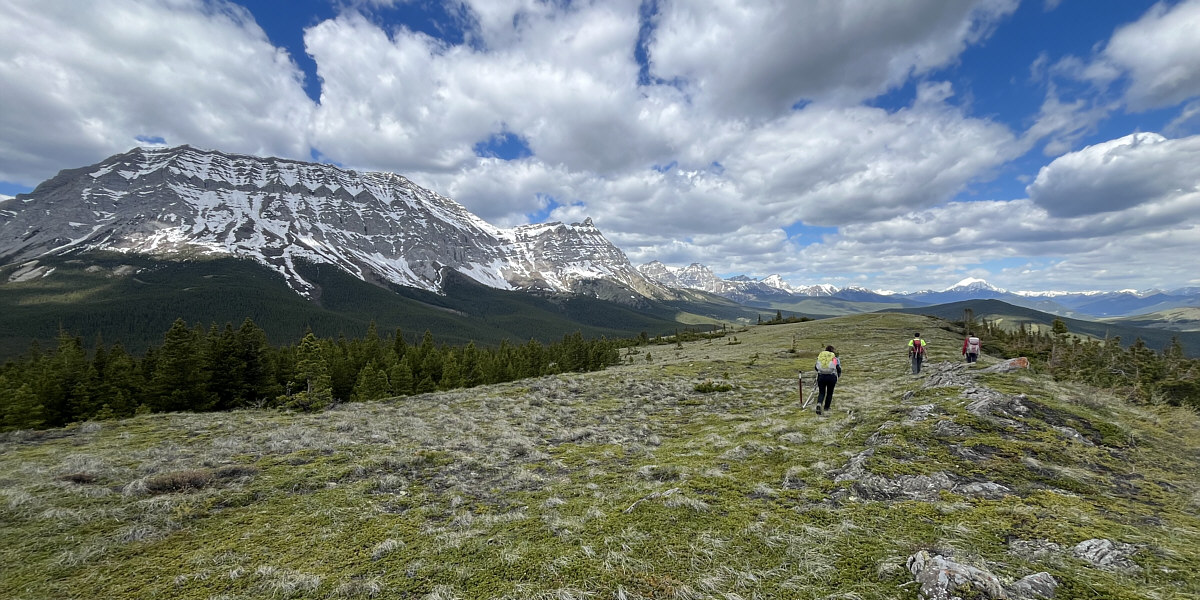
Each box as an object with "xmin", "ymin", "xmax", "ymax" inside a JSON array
[
  {"xmin": 0, "ymin": 0, "xmax": 314, "ymax": 185},
  {"xmin": 647, "ymin": 0, "xmax": 1018, "ymax": 116},
  {"xmin": 1027, "ymin": 132, "xmax": 1200, "ymax": 218},
  {"xmin": 1102, "ymin": 0, "xmax": 1200, "ymax": 111}
]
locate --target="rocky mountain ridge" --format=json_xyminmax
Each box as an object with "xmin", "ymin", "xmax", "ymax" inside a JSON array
[
  {"xmin": 639, "ymin": 261, "xmax": 1200, "ymax": 318},
  {"xmin": 0, "ymin": 145, "xmax": 668, "ymax": 301}
]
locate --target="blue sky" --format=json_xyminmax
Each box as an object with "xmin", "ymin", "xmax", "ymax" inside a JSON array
[{"xmin": 2, "ymin": 0, "xmax": 1199, "ymax": 292}]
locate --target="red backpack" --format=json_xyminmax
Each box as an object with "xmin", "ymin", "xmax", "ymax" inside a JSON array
[{"xmin": 911, "ymin": 338, "xmax": 925, "ymax": 356}]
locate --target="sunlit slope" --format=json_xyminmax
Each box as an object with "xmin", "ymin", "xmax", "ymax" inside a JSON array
[{"xmin": 2, "ymin": 313, "xmax": 1197, "ymax": 599}]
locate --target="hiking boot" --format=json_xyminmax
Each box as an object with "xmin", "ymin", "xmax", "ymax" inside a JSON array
[{"xmin": 815, "ymin": 406, "xmax": 823, "ymax": 415}]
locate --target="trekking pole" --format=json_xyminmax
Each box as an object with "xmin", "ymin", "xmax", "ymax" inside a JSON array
[{"xmin": 801, "ymin": 374, "xmax": 816, "ymax": 409}]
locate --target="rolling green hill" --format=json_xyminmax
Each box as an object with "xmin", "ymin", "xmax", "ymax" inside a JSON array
[
  {"xmin": 1, "ymin": 313, "xmax": 1197, "ymax": 599},
  {"xmin": 1105, "ymin": 307, "xmax": 1200, "ymax": 332},
  {"xmin": 0, "ymin": 253, "xmax": 702, "ymax": 359},
  {"xmin": 882, "ymin": 298, "xmax": 1200, "ymax": 356}
]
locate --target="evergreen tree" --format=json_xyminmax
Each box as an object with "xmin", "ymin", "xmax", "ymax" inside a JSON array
[
  {"xmin": 289, "ymin": 332, "xmax": 333, "ymax": 411},
  {"xmin": 0, "ymin": 378, "xmax": 45, "ymax": 431},
  {"xmin": 419, "ymin": 342, "xmax": 443, "ymax": 387},
  {"xmin": 234, "ymin": 318, "xmax": 277, "ymax": 406},
  {"xmin": 93, "ymin": 343, "xmax": 142, "ymax": 418},
  {"xmin": 392, "ymin": 328, "xmax": 409, "ymax": 362},
  {"xmin": 414, "ymin": 373, "xmax": 437, "ymax": 394},
  {"xmin": 37, "ymin": 331, "xmax": 93, "ymax": 425},
  {"xmin": 327, "ymin": 335, "xmax": 357, "ymax": 403},
  {"xmin": 356, "ymin": 321, "xmax": 386, "ymax": 369},
  {"xmin": 387, "ymin": 357, "xmax": 414, "ymax": 396},
  {"xmin": 439, "ymin": 349, "xmax": 462, "ymax": 390},
  {"xmin": 352, "ymin": 361, "xmax": 390, "ymax": 402},
  {"xmin": 147, "ymin": 319, "xmax": 214, "ymax": 413},
  {"xmin": 461, "ymin": 341, "xmax": 484, "ymax": 388},
  {"xmin": 205, "ymin": 323, "xmax": 244, "ymax": 411}
]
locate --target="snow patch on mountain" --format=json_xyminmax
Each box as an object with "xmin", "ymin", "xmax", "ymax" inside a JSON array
[{"xmin": 0, "ymin": 146, "xmax": 667, "ymax": 300}]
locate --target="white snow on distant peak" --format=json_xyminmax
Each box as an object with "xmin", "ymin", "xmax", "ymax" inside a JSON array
[
  {"xmin": 1015, "ymin": 289, "xmax": 1107, "ymax": 297},
  {"xmin": 761, "ymin": 274, "xmax": 793, "ymax": 291},
  {"xmin": 949, "ymin": 277, "xmax": 997, "ymax": 290}
]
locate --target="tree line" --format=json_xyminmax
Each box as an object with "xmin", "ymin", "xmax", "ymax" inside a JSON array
[
  {"xmin": 970, "ymin": 318, "xmax": 1199, "ymax": 410},
  {"xmin": 0, "ymin": 318, "xmax": 622, "ymax": 431}
]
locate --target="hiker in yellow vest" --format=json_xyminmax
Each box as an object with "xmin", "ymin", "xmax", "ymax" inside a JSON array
[
  {"xmin": 908, "ymin": 333, "xmax": 927, "ymax": 374},
  {"xmin": 813, "ymin": 345, "xmax": 841, "ymax": 416}
]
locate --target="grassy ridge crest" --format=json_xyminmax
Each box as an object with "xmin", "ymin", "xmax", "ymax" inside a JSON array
[{"xmin": 1, "ymin": 312, "xmax": 1198, "ymax": 599}]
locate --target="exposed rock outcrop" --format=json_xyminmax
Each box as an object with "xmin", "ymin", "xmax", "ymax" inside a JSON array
[{"xmin": 907, "ymin": 551, "xmax": 1059, "ymax": 600}]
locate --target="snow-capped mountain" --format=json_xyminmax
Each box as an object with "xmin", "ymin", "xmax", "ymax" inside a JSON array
[
  {"xmin": 903, "ymin": 278, "xmax": 1011, "ymax": 304},
  {"xmin": 638, "ymin": 261, "xmax": 843, "ymax": 301},
  {"xmin": 0, "ymin": 146, "xmax": 667, "ymax": 300}
]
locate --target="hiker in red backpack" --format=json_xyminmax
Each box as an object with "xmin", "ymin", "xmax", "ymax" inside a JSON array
[
  {"xmin": 908, "ymin": 333, "xmax": 926, "ymax": 374},
  {"xmin": 962, "ymin": 333, "xmax": 981, "ymax": 364},
  {"xmin": 813, "ymin": 345, "xmax": 841, "ymax": 416}
]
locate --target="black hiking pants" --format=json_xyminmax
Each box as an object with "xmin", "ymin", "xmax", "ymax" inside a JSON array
[
  {"xmin": 816, "ymin": 373, "xmax": 838, "ymax": 410},
  {"xmin": 911, "ymin": 353, "xmax": 924, "ymax": 374}
]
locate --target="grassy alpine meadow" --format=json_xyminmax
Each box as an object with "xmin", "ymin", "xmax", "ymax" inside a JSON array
[{"xmin": 2, "ymin": 313, "xmax": 1199, "ymax": 599}]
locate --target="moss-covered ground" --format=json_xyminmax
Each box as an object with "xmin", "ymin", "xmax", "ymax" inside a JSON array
[{"xmin": 2, "ymin": 313, "xmax": 1197, "ymax": 599}]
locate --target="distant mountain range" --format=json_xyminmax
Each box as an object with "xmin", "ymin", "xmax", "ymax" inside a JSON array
[
  {"xmin": 881, "ymin": 299, "xmax": 1200, "ymax": 356},
  {"xmin": 0, "ymin": 146, "xmax": 726, "ymax": 356},
  {"xmin": 2, "ymin": 145, "xmax": 1197, "ymax": 358},
  {"xmin": 637, "ymin": 264, "xmax": 1200, "ymax": 319}
]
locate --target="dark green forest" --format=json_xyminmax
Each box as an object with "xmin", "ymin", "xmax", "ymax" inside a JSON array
[
  {"xmin": 969, "ymin": 317, "xmax": 1200, "ymax": 409},
  {"xmin": 0, "ymin": 254, "xmax": 697, "ymax": 360},
  {"xmin": 0, "ymin": 318, "xmax": 627, "ymax": 431}
]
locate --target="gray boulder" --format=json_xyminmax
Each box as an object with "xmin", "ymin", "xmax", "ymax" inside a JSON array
[
  {"xmin": 1073, "ymin": 538, "xmax": 1141, "ymax": 573},
  {"xmin": 906, "ymin": 551, "xmax": 1004, "ymax": 600},
  {"xmin": 1009, "ymin": 571, "xmax": 1058, "ymax": 599}
]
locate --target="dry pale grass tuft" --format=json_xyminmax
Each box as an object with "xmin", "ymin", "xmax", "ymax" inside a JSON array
[
  {"xmin": 254, "ymin": 565, "xmax": 322, "ymax": 597},
  {"xmin": 55, "ymin": 542, "xmax": 108, "ymax": 567},
  {"xmin": 371, "ymin": 538, "xmax": 404, "ymax": 560},
  {"xmin": 331, "ymin": 576, "xmax": 385, "ymax": 598}
]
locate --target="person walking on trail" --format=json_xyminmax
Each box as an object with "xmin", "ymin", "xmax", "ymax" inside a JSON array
[
  {"xmin": 814, "ymin": 345, "xmax": 841, "ymax": 416},
  {"xmin": 962, "ymin": 333, "xmax": 981, "ymax": 364},
  {"xmin": 908, "ymin": 333, "xmax": 927, "ymax": 374}
]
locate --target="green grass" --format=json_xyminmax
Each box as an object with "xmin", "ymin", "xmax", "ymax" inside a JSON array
[
  {"xmin": 885, "ymin": 298, "xmax": 1200, "ymax": 356},
  {"xmin": 1, "ymin": 313, "xmax": 1198, "ymax": 599}
]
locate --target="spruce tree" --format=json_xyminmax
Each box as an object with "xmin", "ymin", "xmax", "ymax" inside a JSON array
[
  {"xmin": 439, "ymin": 350, "xmax": 462, "ymax": 390},
  {"xmin": 461, "ymin": 341, "xmax": 484, "ymax": 388},
  {"xmin": 290, "ymin": 332, "xmax": 333, "ymax": 410},
  {"xmin": 388, "ymin": 357, "xmax": 414, "ymax": 396},
  {"xmin": 94, "ymin": 343, "xmax": 143, "ymax": 418},
  {"xmin": 148, "ymin": 319, "xmax": 214, "ymax": 413},
  {"xmin": 0, "ymin": 379, "xmax": 45, "ymax": 431},
  {"xmin": 352, "ymin": 361, "xmax": 390, "ymax": 402},
  {"xmin": 39, "ymin": 331, "xmax": 92, "ymax": 425},
  {"xmin": 205, "ymin": 323, "xmax": 243, "ymax": 411},
  {"xmin": 235, "ymin": 318, "xmax": 277, "ymax": 406}
]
